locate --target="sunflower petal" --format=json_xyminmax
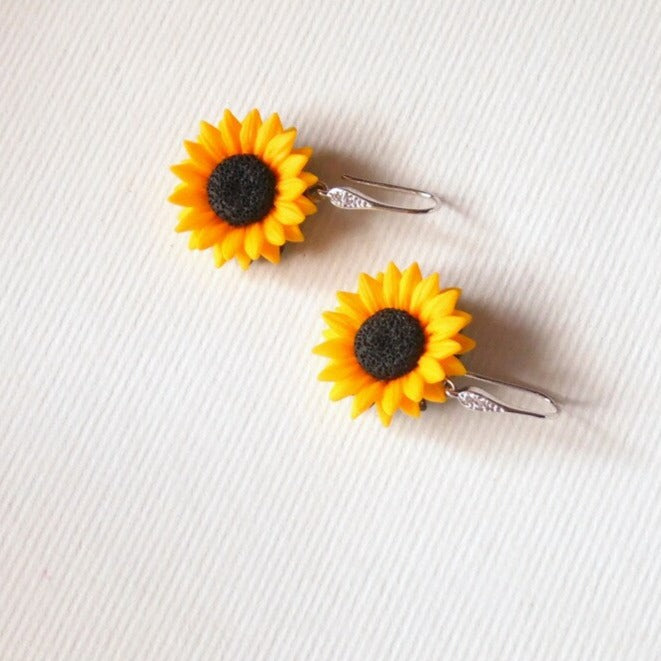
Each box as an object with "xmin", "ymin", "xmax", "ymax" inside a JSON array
[
  {"xmin": 454, "ymin": 333, "xmax": 476, "ymax": 354},
  {"xmin": 263, "ymin": 217, "xmax": 286, "ymax": 245},
  {"xmin": 322, "ymin": 311, "xmax": 358, "ymax": 334},
  {"xmin": 254, "ymin": 113, "xmax": 283, "ymax": 156},
  {"xmin": 188, "ymin": 231, "xmax": 201, "ymax": 250},
  {"xmin": 399, "ymin": 396, "xmax": 422, "ymax": 418},
  {"xmin": 260, "ymin": 241, "xmax": 281, "ymax": 264},
  {"xmin": 336, "ymin": 290, "xmax": 369, "ymax": 322},
  {"xmin": 358, "ymin": 273, "xmax": 384, "ymax": 314},
  {"xmin": 336, "ymin": 291, "xmax": 367, "ymax": 316},
  {"xmin": 423, "ymin": 382, "xmax": 447, "ymax": 403},
  {"xmin": 219, "ymin": 109, "xmax": 241, "ymax": 155},
  {"xmin": 382, "ymin": 262, "xmax": 402, "ymax": 307},
  {"xmin": 277, "ymin": 178, "xmax": 308, "ymax": 201},
  {"xmin": 376, "ymin": 402, "xmax": 393, "ymax": 427},
  {"xmin": 402, "ymin": 370, "xmax": 424, "ymax": 401},
  {"xmin": 235, "ymin": 249, "xmax": 252, "ymax": 270},
  {"xmin": 299, "ymin": 171, "xmax": 318, "ymax": 187},
  {"xmin": 279, "ymin": 153, "xmax": 309, "ymax": 178},
  {"xmin": 169, "ymin": 184, "xmax": 209, "ymax": 208},
  {"xmin": 426, "ymin": 338, "xmax": 462, "ymax": 359},
  {"xmin": 189, "ymin": 225, "xmax": 228, "ymax": 250},
  {"xmin": 452, "ymin": 309, "xmax": 472, "ymax": 322},
  {"xmin": 293, "ymin": 146, "xmax": 313, "ymax": 157},
  {"xmin": 319, "ymin": 362, "xmax": 363, "ymax": 381},
  {"xmin": 417, "ymin": 355, "xmax": 445, "ymax": 383},
  {"xmin": 244, "ymin": 222, "xmax": 264, "ymax": 260},
  {"xmin": 198, "ymin": 121, "xmax": 226, "ymax": 161},
  {"xmin": 213, "ymin": 244, "xmax": 226, "ymax": 268},
  {"xmin": 427, "ymin": 315, "xmax": 469, "ymax": 338},
  {"xmin": 175, "ymin": 208, "xmax": 218, "ymax": 232},
  {"xmin": 183, "ymin": 140, "xmax": 217, "ymax": 171},
  {"xmin": 440, "ymin": 355, "xmax": 467, "ymax": 376},
  {"xmin": 330, "ymin": 372, "xmax": 372, "ymax": 401},
  {"xmin": 382, "ymin": 379, "xmax": 403, "ymax": 415},
  {"xmin": 274, "ymin": 200, "xmax": 305, "ymax": 225},
  {"xmin": 351, "ymin": 380, "xmax": 383, "ymax": 419},
  {"xmin": 296, "ymin": 196, "xmax": 317, "ymax": 216},
  {"xmin": 264, "ymin": 129, "xmax": 297, "ymax": 167},
  {"xmin": 410, "ymin": 273, "xmax": 440, "ymax": 315},
  {"xmin": 239, "ymin": 108, "xmax": 262, "ymax": 153},
  {"xmin": 312, "ymin": 339, "xmax": 354, "ymax": 359},
  {"xmin": 221, "ymin": 227, "xmax": 245, "ymax": 260},
  {"xmin": 170, "ymin": 162, "xmax": 209, "ymax": 188},
  {"xmin": 420, "ymin": 288, "xmax": 461, "ymax": 324},
  {"xmin": 283, "ymin": 224, "xmax": 304, "ymax": 242},
  {"xmin": 398, "ymin": 262, "xmax": 422, "ymax": 309}
]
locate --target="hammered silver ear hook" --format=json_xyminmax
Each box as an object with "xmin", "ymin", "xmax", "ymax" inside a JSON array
[
  {"xmin": 444, "ymin": 373, "xmax": 559, "ymax": 419},
  {"xmin": 310, "ymin": 174, "xmax": 440, "ymax": 214}
]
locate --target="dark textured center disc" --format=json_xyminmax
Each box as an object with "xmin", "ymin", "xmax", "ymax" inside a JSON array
[
  {"xmin": 207, "ymin": 154, "xmax": 276, "ymax": 226},
  {"xmin": 354, "ymin": 308, "xmax": 426, "ymax": 380}
]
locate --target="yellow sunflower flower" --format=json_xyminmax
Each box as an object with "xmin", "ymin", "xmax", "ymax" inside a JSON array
[
  {"xmin": 169, "ymin": 109, "xmax": 318, "ymax": 269},
  {"xmin": 314, "ymin": 263, "xmax": 477, "ymax": 426}
]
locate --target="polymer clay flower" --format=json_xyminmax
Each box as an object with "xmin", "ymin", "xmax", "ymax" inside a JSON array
[
  {"xmin": 314, "ymin": 263, "xmax": 476, "ymax": 426},
  {"xmin": 169, "ymin": 109, "xmax": 318, "ymax": 269}
]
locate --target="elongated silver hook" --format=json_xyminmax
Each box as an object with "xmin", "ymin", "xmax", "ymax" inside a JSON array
[
  {"xmin": 444, "ymin": 372, "xmax": 559, "ymax": 419},
  {"xmin": 310, "ymin": 174, "xmax": 440, "ymax": 214}
]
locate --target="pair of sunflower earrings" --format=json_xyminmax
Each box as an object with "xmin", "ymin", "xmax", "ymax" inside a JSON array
[{"xmin": 170, "ymin": 109, "xmax": 558, "ymax": 426}]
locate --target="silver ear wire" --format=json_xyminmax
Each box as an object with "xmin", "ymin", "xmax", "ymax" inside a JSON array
[
  {"xmin": 444, "ymin": 373, "xmax": 559, "ymax": 419},
  {"xmin": 310, "ymin": 174, "xmax": 440, "ymax": 214}
]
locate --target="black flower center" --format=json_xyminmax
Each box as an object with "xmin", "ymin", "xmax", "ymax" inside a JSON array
[
  {"xmin": 354, "ymin": 308, "xmax": 426, "ymax": 381},
  {"xmin": 207, "ymin": 154, "xmax": 276, "ymax": 226}
]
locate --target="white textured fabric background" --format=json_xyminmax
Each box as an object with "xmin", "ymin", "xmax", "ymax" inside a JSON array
[{"xmin": 1, "ymin": 1, "xmax": 660, "ymax": 659}]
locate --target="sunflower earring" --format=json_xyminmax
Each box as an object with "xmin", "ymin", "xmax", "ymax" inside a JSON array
[
  {"xmin": 169, "ymin": 109, "xmax": 440, "ymax": 269},
  {"xmin": 314, "ymin": 263, "xmax": 559, "ymax": 426}
]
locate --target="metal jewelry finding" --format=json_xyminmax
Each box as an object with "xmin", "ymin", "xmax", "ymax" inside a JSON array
[
  {"xmin": 309, "ymin": 174, "xmax": 440, "ymax": 214},
  {"xmin": 444, "ymin": 373, "xmax": 559, "ymax": 419}
]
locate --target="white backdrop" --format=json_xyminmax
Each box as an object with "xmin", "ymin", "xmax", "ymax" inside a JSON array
[{"xmin": 1, "ymin": 1, "xmax": 660, "ymax": 659}]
